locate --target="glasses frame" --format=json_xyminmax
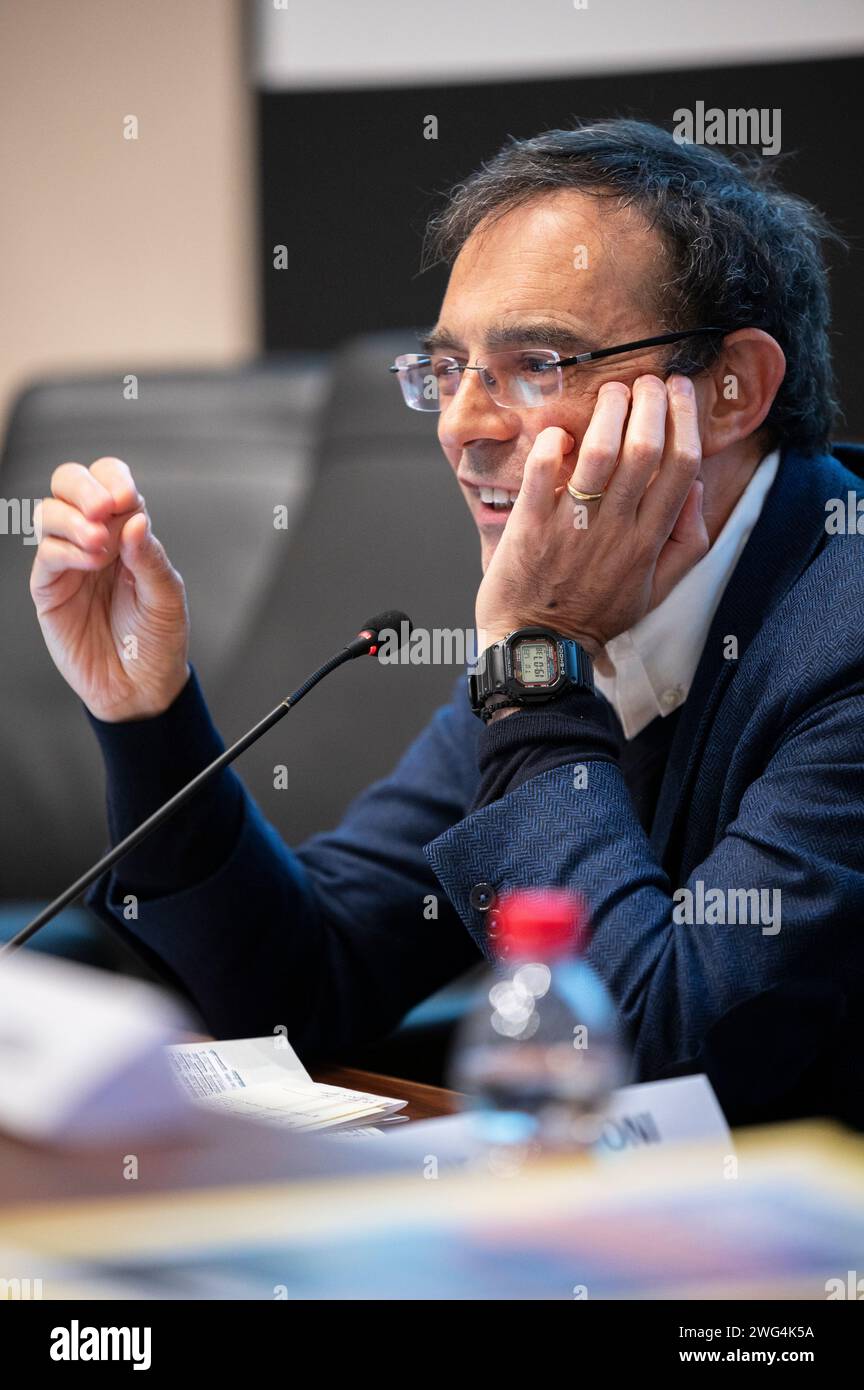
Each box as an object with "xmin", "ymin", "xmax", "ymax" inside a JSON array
[{"xmin": 388, "ymin": 327, "xmax": 728, "ymax": 411}]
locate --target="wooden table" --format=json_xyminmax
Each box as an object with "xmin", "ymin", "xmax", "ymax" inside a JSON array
[
  {"xmin": 313, "ymin": 1066, "xmax": 459, "ymax": 1123},
  {"xmin": 0, "ymin": 1068, "xmax": 459, "ymax": 1210}
]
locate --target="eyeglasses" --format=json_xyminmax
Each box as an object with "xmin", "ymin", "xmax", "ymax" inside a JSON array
[{"xmin": 388, "ymin": 328, "xmax": 726, "ymax": 412}]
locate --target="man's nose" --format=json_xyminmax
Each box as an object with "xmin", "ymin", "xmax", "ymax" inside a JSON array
[{"xmin": 437, "ymin": 368, "xmax": 516, "ymax": 452}]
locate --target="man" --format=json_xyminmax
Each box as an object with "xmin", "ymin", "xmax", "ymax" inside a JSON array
[{"xmin": 30, "ymin": 120, "xmax": 864, "ymax": 1126}]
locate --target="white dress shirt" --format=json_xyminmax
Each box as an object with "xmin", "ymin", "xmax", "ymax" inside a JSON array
[{"xmin": 594, "ymin": 448, "xmax": 780, "ymax": 740}]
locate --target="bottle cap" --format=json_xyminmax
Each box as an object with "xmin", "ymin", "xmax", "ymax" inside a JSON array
[{"xmin": 494, "ymin": 889, "xmax": 588, "ymax": 961}]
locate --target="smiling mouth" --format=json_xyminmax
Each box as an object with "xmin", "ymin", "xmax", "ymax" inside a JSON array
[{"xmin": 472, "ymin": 485, "xmax": 521, "ymax": 512}]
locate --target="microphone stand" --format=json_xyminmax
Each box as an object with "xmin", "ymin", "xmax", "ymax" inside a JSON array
[{"xmin": 0, "ymin": 623, "xmax": 394, "ymax": 958}]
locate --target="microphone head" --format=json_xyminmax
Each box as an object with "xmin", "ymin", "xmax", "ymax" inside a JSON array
[
  {"xmin": 354, "ymin": 610, "xmax": 413, "ymax": 658},
  {"xmin": 361, "ymin": 610, "xmax": 413, "ymax": 642}
]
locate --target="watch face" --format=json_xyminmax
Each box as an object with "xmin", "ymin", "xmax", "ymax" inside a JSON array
[{"xmin": 513, "ymin": 638, "xmax": 558, "ymax": 688}]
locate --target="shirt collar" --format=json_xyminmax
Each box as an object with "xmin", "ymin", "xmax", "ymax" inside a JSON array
[{"xmin": 594, "ymin": 448, "xmax": 781, "ymax": 739}]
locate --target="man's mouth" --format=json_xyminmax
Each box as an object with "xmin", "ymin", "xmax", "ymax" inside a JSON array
[{"xmin": 466, "ymin": 484, "xmax": 521, "ymax": 513}]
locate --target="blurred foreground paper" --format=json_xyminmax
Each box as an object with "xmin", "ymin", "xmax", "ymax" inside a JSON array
[
  {"xmin": 4, "ymin": 1122, "xmax": 863, "ymax": 1300},
  {"xmin": 0, "ymin": 950, "xmax": 192, "ymax": 1144}
]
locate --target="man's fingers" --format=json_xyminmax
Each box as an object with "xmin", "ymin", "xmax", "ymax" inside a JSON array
[
  {"xmin": 118, "ymin": 512, "xmax": 180, "ymax": 605},
  {"xmin": 32, "ymin": 456, "xmax": 148, "ymax": 601},
  {"xmin": 49, "ymin": 462, "xmax": 116, "ymax": 521},
  {"xmin": 89, "ymin": 456, "xmax": 143, "ymax": 514},
  {"xmin": 638, "ymin": 376, "xmax": 702, "ymax": 535},
  {"xmin": 512, "ymin": 426, "xmax": 574, "ymax": 525},
  {"xmin": 568, "ymin": 381, "xmax": 630, "ymax": 497},
  {"xmin": 652, "ymin": 478, "xmax": 709, "ymax": 604},
  {"xmin": 30, "ymin": 536, "xmax": 113, "ymax": 592},
  {"xmin": 49, "ymin": 458, "xmax": 143, "ymax": 522},
  {"xmin": 31, "ymin": 496, "xmax": 116, "ymax": 598},
  {"xmin": 605, "ymin": 375, "xmax": 667, "ymax": 513},
  {"xmin": 36, "ymin": 498, "xmax": 110, "ymax": 553}
]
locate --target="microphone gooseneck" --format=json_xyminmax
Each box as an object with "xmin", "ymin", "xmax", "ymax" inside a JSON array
[{"xmin": 0, "ymin": 611, "xmax": 413, "ymax": 958}]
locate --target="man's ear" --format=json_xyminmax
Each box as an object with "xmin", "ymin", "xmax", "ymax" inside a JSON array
[{"xmin": 695, "ymin": 329, "xmax": 786, "ymax": 459}]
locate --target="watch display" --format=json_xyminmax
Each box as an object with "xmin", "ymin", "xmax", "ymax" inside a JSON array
[{"xmin": 513, "ymin": 638, "xmax": 558, "ymax": 687}]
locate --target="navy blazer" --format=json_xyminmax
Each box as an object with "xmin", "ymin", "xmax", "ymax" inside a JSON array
[{"xmin": 87, "ymin": 444, "xmax": 864, "ymax": 1127}]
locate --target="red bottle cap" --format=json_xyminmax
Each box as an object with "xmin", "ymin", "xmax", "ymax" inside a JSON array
[{"xmin": 494, "ymin": 889, "xmax": 588, "ymax": 961}]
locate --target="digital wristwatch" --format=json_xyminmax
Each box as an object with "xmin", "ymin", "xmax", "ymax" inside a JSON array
[{"xmin": 468, "ymin": 626, "xmax": 595, "ymax": 723}]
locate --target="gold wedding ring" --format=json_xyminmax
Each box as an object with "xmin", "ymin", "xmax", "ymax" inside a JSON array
[{"xmin": 566, "ymin": 481, "xmax": 605, "ymax": 502}]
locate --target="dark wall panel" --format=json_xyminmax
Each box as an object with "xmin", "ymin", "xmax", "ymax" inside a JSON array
[{"xmin": 259, "ymin": 54, "xmax": 863, "ymax": 438}]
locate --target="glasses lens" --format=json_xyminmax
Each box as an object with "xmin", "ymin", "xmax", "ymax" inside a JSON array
[
  {"xmin": 393, "ymin": 354, "xmax": 462, "ymax": 412},
  {"xmin": 480, "ymin": 350, "xmax": 561, "ymax": 408},
  {"xmin": 392, "ymin": 350, "xmax": 562, "ymax": 411}
]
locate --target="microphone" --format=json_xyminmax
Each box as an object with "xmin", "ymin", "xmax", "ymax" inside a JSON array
[
  {"xmin": 341, "ymin": 610, "xmax": 411, "ymax": 661},
  {"xmin": 0, "ymin": 610, "xmax": 413, "ymax": 958}
]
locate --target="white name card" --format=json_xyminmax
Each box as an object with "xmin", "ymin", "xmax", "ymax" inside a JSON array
[{"xmin": 597, "ymin": 1073, "xmax": 732, "ymax": 1158}]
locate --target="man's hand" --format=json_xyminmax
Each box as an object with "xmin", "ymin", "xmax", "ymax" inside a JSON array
[
  {"xmin": 30, "ymin": 457, "xmax": 190, "ymax": 722},
  {"xmin": 475, "ymin": 374, "xmax": 709, "ymax": 655}
]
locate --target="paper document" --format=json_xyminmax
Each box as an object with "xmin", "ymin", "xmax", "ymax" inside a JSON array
[{"xmin": 166, "ymin": 1036, "xmax": 407, "ymax": 1132}]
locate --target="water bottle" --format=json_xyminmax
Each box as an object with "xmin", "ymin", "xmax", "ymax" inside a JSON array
[{"xmin": 449, "ymin": 888, "xmax": 630, "ymax": 1152}]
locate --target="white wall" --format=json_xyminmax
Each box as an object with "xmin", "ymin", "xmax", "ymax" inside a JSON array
[
  {"xmin": 256, "ymin": 0, "xmax": 864, "ymax": 90},
  {"xmin": 0, "ymin": 0, "xmax": 256, "ymax": 433}
]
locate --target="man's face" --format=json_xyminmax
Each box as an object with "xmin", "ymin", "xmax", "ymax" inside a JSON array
[{"xmin": 433, "ymin": 190, "xmax": 672, "ymax": 570}]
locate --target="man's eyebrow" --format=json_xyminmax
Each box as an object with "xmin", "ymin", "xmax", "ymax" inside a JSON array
[
  {"xmin": 418, "ymin": 321, "xmax": 597, "ymax": 355},
  {"xmin": 417, "ymin": 326, "xmax": 460, "ymax": 354},
  {"xmin": 484, "ymin": 321, "xmax": 598, "ymax": 353}
]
